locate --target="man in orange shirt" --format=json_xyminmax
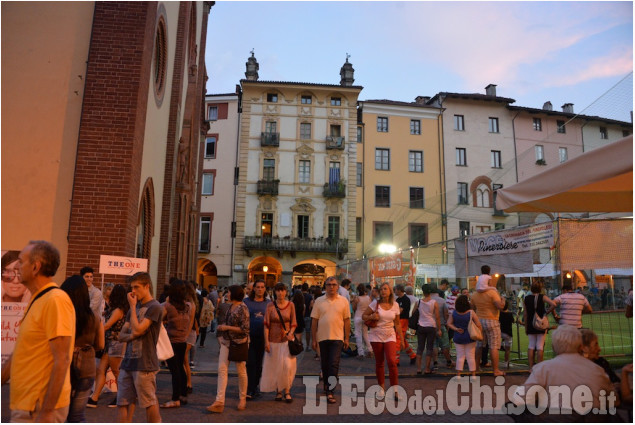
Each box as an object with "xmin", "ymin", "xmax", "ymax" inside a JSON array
[{"xmin": 470, "ymin": 277, "xmax": 505, "ymax": 376}]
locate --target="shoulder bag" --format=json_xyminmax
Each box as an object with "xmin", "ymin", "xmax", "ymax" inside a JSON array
[
  {"xmin": 467, "ymin": 311, "xmax": 483, "ymax": 341},
  {"xmin": 156, "ymin": 323, "xmax": 174, "ymax": 361},
  {"xmin": 226, "ymin": 305, "xmax": 249, "ymax": 362},
  {"xmin": 364, "ymin": 301, "xmax": 379, "ymax": 328},
  {"xmin": 274, "ymin": 302, "xmax": 303, "ymax": 356},
  {"xmin": 532, "ymin": 294, "xmax": 550, "ymax": 331},
  {"xmin": 408, "ymin": 300, "xmax": 420, "ymax": 330}
]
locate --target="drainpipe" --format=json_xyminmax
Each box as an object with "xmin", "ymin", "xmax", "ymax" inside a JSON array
[
  {"xmin": 511, "ymin": 112, "xmax": 520, "ymax": 227},
  {"xmin": 231, "ymin": 85, "xmax": 242, "ymax": 282},
  {"xmin": 437, "ymin": 105, "xmax": 448, "ymax": 263},
  {"xmin": 580, "ymin": 119, "xmax": 589, "ymax": 152}
]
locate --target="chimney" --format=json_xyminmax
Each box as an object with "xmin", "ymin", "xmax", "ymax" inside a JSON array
[
  {"xmin": 543, "ymin": 101, "xmax": 553, "ymax": 111},
  {"xmin": 340, "ymin": 54, "xmax": 355, "ymax": 86},
  {"xmin": 562, "ymin": 103, "xmax": 574, "ymax": 114},
  {"xmin": 244, "ymin": 50, "xmax": 259, "ymax": 81},
  {"xmin": 415, "ymin": 96, "xmax": 431, "ymax": 105},
  {"xmin": 485, "ymin": 84, "xmax": 497, "ymax": 97}
]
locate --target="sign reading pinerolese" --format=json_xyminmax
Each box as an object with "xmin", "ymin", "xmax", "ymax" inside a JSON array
[
  {"xmin": 99, "ymin": 255, "xmax": 148, "ymax": 276},
  {"xmin": 466, "ymin": 222, "xmax": 554, "ymax": 257}
]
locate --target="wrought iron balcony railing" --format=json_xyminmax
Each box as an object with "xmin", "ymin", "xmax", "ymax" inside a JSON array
[
  {"xmin": 325, "ymin": 136, "xmax": 345, "ymax": 150},
  {"xmin": 257, "ymin": 179, "xmax": 279, "ymax": 196},
  {"xmin": 323, "ymin": 183, "xmax": 346, "ymax": 198},
  {"xmin": 261, "ymin": 132, "xmax": 280, "ymax": 147},
  {"xmin": 244, "ymin": 236, "xmax": 348, "ymax": 256}
]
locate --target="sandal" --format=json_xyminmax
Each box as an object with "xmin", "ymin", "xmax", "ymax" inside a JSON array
[
  {"xmin": 275, "ymin": 392, "xmax": 283, "ymax": 401},
  {"xmin": 284, "ymin": 393, "xmax": 293, "ymax": 403},
  {"xmin": 160, "ymin": 400, "xmax": 180, "ymax": 408},
  {"xmin": 326, "ymin": 393, "xmax": 336, "ymax": 404}
]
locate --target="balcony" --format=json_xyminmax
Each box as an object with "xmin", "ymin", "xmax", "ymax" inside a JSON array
[
  {"xmin": 261, "ymin": 132, "xmax": 280, "ymax": 147},
  {"xmin": 244, "ymin": 236, "xmax": 348, "ymax": 258},
  {"xmin": 326, "ymin": 136, "xmax": 345, "ymax": 150},
  {"xmin": 257, "ymin": 179, "xmax": 279, "ymax": 196},
  {"xmin": 323, "ymin": 182, "xmax": 346, "ymax": 198}
]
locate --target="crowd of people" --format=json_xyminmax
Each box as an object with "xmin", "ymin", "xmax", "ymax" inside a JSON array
[{"xmin": 1, "ymin": 241, "xmax": 632, "ymax": 422}]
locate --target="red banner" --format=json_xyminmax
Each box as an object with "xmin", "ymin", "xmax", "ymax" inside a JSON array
[{"xmin": 372, "ymin": 252, "xmax": 403, "ymax": 278}]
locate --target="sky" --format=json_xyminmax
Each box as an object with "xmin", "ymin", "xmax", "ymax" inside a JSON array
[{"xmin": 205, "ymin": 1, "xmax": 633, "ymax": 122}]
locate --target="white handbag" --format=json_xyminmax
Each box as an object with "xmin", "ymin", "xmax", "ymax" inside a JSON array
[
  {"xmin": 467, "ymin": 311, "xmax": 483, "ymax": 341},
  {"xmin": 532, "ymin": 294, "xmax": 550, "ymax": 331},
  {"xmin": 156, "ymin": 323, "xmax": 174, "ymax": 361}
]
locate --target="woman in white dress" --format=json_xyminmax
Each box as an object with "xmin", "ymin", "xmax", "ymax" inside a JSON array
[
  {"xmin": 260, "ymin": 283, "xmax": 297, "ymax": 402},
  {"xmin": 362, "ymin": 283, "xmax": 404, "ymax": 396},
  {"xmin": 352, "ymin": 283, "xmax": 373, "ymax": 358}
]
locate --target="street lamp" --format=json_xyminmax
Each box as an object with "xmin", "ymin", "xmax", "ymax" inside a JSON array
[
  {"xmin": 263, "ymin": 265, "xmax": 268, "ymax": 272},
  {"xmin": 378, "ymin": 243, "xmax": 397, "ymax": 254}
]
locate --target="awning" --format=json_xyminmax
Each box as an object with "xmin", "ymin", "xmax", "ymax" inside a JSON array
[
  {"xmin": 496, "ymin": 136, "xmax": 633, "ymax": 212},
  {"xmin": 504, "ymin": 263, "xmax": 558, "ymax": 278},
  {"xmin": 595, "ymin": 268, "xmax": 633, "ymax": 275}
]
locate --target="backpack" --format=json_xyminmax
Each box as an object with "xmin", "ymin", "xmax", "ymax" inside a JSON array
[{"xmin": 199, "ymin": 298, "xmax": 215, "ymax": 328}]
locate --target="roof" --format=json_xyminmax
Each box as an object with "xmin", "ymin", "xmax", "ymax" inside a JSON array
[
  {"xmin": 508, "ymin": 105, "xmax": 633, "ymax": 126},
  {"xmin": 361, "ymin": 99, "xmax": 439, "ymax": 109},
  {"xmin": 240, "ymin": 79, "xmax": 363, "ymax": 90},
  {"xmin": 427, "ymin": 91, "xmax": 516, "ymax": 105}
]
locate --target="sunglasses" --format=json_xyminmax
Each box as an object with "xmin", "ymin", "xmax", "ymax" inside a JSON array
[{"xmin": 2, "ymin": 270, "xmax": 20, "ymax": 283}]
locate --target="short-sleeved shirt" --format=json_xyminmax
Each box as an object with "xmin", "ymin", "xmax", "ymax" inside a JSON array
[
  {"xmin": 553, "ymin": 292, "xmax": 590, "ymax": 328},
  {"xmin": 88, "ymin": 284, "xmax": 104, "ymax": 322},
  {"xmin": 243, "ymin": 298, "xmax": 270, "ymax": 337},
  {"xmin": 10, "ymin": 283, "xmax": 75, "ymax": 411},
  {"xmin": 498, "ymin": 311, "xmax": 513, "ymax": 336},
  {"xmin": 368, "ymin": 300, "xmax": 400, "ymax": 343},
  {"xmin": 311, "ymin": 295, "xmax": 350, "ymax": 342},
  {"xmin": 431, "ymin": 293, "xmax": 449, "ymax": 325},
  {"xmin": 471, "ymin": 290, "xmax": 502, "ymax": 320},
  {"xmin": 120, "ymin": 299, "xmax": 163, "ymax": 372},
  {"xmin": 446, "ymin": 295, "xmax": 457, "ymax": 313},
  {"xmin": 164, "ymin": 301, "xmax": 194, "ymax": 343},
  {"xmin": 396, "ymin": 295, "xmax": 411, "ymax": 319},
  {"xmin": 476, "ymin": 274, "xmax": 491, "ymax": 292},
  {"xmin": 338, "ymin": 286, "xmax": 350, "ymax": 302}
]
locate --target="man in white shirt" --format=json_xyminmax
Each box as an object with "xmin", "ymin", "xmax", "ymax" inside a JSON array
[
  {"xmin": 81, "ymin": 266, "xmax": 104, "ymax": 320},
  {"xmin": 338, "ymin": 279, "xmax": 351, "ymax": 302},
  {"xmin": 549, "ymin": 283, "xmax": 591, "ymax": 328}
]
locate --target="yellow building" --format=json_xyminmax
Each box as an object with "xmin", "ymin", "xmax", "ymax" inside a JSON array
[{"xmin": 357, "ymin": 99, "xmax": 446, "ymax": 266}]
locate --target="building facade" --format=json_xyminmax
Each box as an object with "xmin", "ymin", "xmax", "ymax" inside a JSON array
[
  {"xmin": 2, "ymin": 2, "xmax": 212, "ymax": 292},
  {"xmin": 231, "ymin": 54, "xmax": 362, "ymax": 287}
]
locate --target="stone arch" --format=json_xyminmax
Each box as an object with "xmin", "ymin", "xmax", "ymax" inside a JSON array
[
  {"xmin": 197, "ymin": 258, "xmax": 217, "ymax": 289},
  {"xmin": 470, "ymin": 175, "xmax": 493, "ymax": 208},
  {"xmin": 248, "ymin": 256, "xmax": 283, "ymax": 287}
]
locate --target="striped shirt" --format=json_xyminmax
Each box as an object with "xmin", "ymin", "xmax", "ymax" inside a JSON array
[
  {"xmin": 554, "ymin": 292, "xmax": 590, "ymax": 328},
  {"xmin": 446, "ymin": 295, "xmax": 457, "ymax": 313}
]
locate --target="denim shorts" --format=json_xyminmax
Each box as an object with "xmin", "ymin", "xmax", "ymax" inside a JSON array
[{"xmin": 117, "ymin": 369, "xmax": 158, "ymax": 408}]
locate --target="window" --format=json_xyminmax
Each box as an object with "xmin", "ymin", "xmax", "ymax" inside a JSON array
[
  {"xmin": 153, "ymin": 17, "xmax": 167, "ymax": 99},
  {"xmin": 267, "ymin": 93, "xmax": 278, "ymax": 103},
  {"xmin": 495, "ymin": 223, "xmax": 505, "ymax": 231},
  {"xmin": 375, "ymin": 148, "xmax": 390, "ymax": 170},
  {"xmin": 261, "ymin": 213, "xmax": 273, "ymax": 237},
  {"xmin": 357, "ymin": 126, "xmax": 363, "ymax": 143},
  {"xmin": 263, "ymin": 159, "xmax": 275, "ymax": 180},
  {"xmin": 356, "ymin": 162, "xmax": 362, "ymax": 187},
  {"xmin": 208, "ymin": 106, "xmax": 218, "ymax": 121},
  {"xmin": 476, "ymin": 184, "xmax": 490, "ymax": 208},
  {"xmin": 301, "ymin": 95, "xmax": 312, "ymax": 104},
  {"xmin": 299, "ymin": 160, "xmax": 310, "ymax": 184},
  {"xmin": 488, "ymin": 117, "xmax": 499, "ymax": 133},
  {"xmin": 330, "ymin": 124, "xmax": 341, "ymax": 137},
  {"xmin": 202, "ymin": 172, "xmax": 214, "ymax": 195},
  {"xmin": 557, "ymin": 120, "xmax": 566, "ymax": 134},
  {"xmin": 458, "ymin": 182, "xmax": 468, "ymax": 205},
  {"xmin": 330, "ymin": 97, "xmax": 341, "ymax": 106},
  {"xmin": 375, "ymin": 186, "xmax": 390, "ymax": 207},
  {"xmin": 409, "ymin": 187, "xmax": 424, "ymax": 209},
  {"xmin": 459, "ymin": 221, "xmax": 470, "ymax": 238},
  {"xmin": 205, "ymin": 136, "xmax": 217, "ymax": 158},
  {"xmin": 456, "ymin": 148, "xmax": 467, "ymax": 166},
  {"xmin": 559, "ymin": 147, "xmax": 568, "ymax": 163},
  {"xmin": 300, "ymin": 122, "xmax": 311, "ymax": 140},
  {"xmin": 454, "ymin": 115, "xmax": 465, "ymax": 131},
  {"xmin": 373, "ymin": 222, "xmax": 393, "ymax": 244},
  {"xmin": 199, "ymin": 216, "xmax": 211, "ymax": 252},
  {"xmin": 409, "ymin": 150, "xmax": 423, "ymax": 172},
  {"xmin": 409, "ymin": 224, "xmax": 428, "ymax": 247},
  {"xmin": 533, "ymin": 118, "xmax": 542, "ymax": 131},
  {"xmin": 491, "ymin": 150, "xmax": 501, "ymax": 168},
  {"xmin": 535, "ymin": 145, "xmax": 545, "ymax": 161},
  {"xmin": 327, "ymin": 216, "xmax": 340, "ymax": 240},
  {"xmin": 356, "ymin": 217, "xmax": 362, "ymax": 242},
  {"xmin": 265, "ymin": 121, "xmax": 277, "ymax": 133},
  {"xmin": 493, "ymin": 183, "xmax": 504, "ymax": 215},
  {"xmin": 410, "ymin": 120, "xmax": 421, "ymax": 135},
  {"xmin": 475, "ymin": 225, "xmax": 491, "ymax": 234},
  {"xmin": 377, "ymin": 117, "xmax": 388, "ymax": 132},
  {"xmin": 600, "ymin": 127, "xmax": 608, "ymax": 139},
  {"xmin": 297, "ymin": 215, "xmax": 309, "ymax": 239}
]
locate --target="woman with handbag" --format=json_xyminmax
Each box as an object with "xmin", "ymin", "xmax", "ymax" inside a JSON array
[
  {"xmin": 160, "ymin": 280, "xmax": 195, "ymax": 408},
  {"xmin": 362, "ymin": 282, "xmax": 403, "ymax": 398},
  {"xmin": 260, "ymin": 283, "xmax": 298, "ymax": 402},
  {"xmin": 447, "ymin": 294, "xmax": 482, "ymax": 378},
  {"xmin": 207, "ymin": 285, "xmax": 250, "ymax": 413},
  {"xmin": 523, "ymin": 281, "xmax": 556, "ymax": 369},
  {"xmin": 415, "ymin": 284, "xmax": 441, "ymax": 375},
  {"xmin": 61, "ymin": 275, "xmax": 105, "ymax": 422}
]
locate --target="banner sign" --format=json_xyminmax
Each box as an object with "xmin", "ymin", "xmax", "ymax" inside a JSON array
[
  {"xmin": 99, "ymin": 255, "xmax": 148, "ymax": 276},
  {"xmin": 372, "ymin": 252, "xmax": 403, "ymax": 278},
  {"xmin": 1, "ymin": 249, "xmax": 31, "ymax": 366},
  {"xmin": 466, "ymin": 222, "xmax": 554, "ymax": 257}
]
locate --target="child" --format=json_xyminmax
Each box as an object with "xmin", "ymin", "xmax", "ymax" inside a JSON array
[
  {"xmin": 476, "ymin": 265, "xmax": 498, "ymax": 293},
  {"xmin": 498, "ymin": 300, "xmax": 514, "ymax": 369}
]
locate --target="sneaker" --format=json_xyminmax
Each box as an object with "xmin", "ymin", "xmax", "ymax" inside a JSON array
[
  {"xmin": 108, "ymin": 397, "xmax": 118, "ymax": 408},
  {"xmin": 87, "ymin": 398, "xmax": 98, "ymax": 408}
]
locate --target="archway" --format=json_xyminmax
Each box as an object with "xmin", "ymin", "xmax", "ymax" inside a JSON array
[
  {"xmin": 247, "ymin": 256, "xmax": 282, "ymax": 288},
  {"xmin": 291, "ymin": 259, "xmax": 336, "ymax": 288},
  {"xmin": 197, "ymin": 258, "xmax": 218, "ymax": 289}
]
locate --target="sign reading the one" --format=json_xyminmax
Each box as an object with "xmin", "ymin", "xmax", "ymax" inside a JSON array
[
  {"xmin": 467, "ymin": 222, "xmax": 554, "ymax": 257},
  {"xmin": 99, "ymin": 255, "xmax": 148, "ymax": 276}
]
